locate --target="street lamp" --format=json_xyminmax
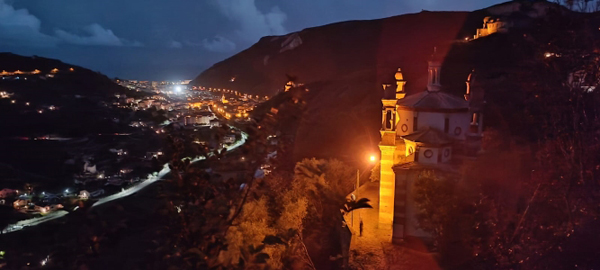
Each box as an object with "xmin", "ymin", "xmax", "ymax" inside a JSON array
[
  {"xmin": 357, "ymin": 155, "xmax": 377, "ymax": 194},
  {"xmin": 352, "ymin": 154, "xmax": 377, "ymax": 230}
]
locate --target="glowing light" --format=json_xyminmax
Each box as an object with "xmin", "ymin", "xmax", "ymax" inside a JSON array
[
  {"xmin": 64, "ymin": 189, "xmax": 69, "ymax": 193},
  {"xmin": 40, "ymin": 255, "xmax": 50, "ymax": 266},
  {"xmin": 370, "ymin": 155, "xmax": 376, "ymax": 162},
  {"xmin": 175, "ymin": 86, "xmax": 182, "ymax": 93}
]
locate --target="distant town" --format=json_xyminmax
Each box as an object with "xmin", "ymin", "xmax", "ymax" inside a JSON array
[{"xmin": 0, "ymin": 70, "xmax": 269, "ymax": 234}]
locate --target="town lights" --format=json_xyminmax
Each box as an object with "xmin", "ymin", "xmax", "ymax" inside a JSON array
[{"xmin": 175, "ymin": 86, "xmax": 182, "ymax": 93}]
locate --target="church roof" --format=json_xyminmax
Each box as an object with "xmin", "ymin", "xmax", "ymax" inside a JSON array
[
  {"xmin": 402, "ymin": 127, "xmax": 452, "ymax": 146},
  {"xmin": 396, "ymin": 90, "xmax": 469, "ymax": 112}
]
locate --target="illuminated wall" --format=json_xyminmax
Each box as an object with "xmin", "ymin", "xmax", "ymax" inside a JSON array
[{"xmin": 378, "ymin": 142, "xmax": 396, "ymax": 235}]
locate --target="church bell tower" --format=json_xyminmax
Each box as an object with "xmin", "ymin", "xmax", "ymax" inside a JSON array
[
  {"xmin": 427, "ymin": 47, "xmax": 442, "ymax": 92},
  {"xmin": 378, "ymin": 68, "xmax": 406, "ymax": 235}
]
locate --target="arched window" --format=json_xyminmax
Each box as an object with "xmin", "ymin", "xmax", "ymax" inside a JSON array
[
  {"xmin": 385, "ymin": 110, "xmax": 392, "ymax": 129},
  {"xmin": 471, "ymin": 113, "xmax": 479, "ymax": 126},
  {"xmin": 454, "ymin": 127, "xmax": 462, "ymax": 136}
]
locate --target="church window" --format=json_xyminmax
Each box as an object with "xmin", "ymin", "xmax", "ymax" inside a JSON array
[
  {"xmin": 454, "ymin": 127, "xmax": 462, "ymax": 136},
  {"xmin": 385, "ymin": 110, "xmax": 392, "ymax": 129},
  {"xmin": 472, "ymin": 113, "xmax": 479, "ymax": 125},
  {"xmin": 444, "ymin": 118, "xmax": 449, "ymax": 133},
  {"xmin": 413, "ymin": 116, "xmax": 418, "ymax": 131},
  {"xmin": 424, "ymin": 149, "xmax": 434, "ymax": 159}
]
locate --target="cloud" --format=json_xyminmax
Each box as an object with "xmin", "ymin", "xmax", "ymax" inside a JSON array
[
  {"xmin": 202, "ymin": 35, "xmax": 236, "ymax": 53},
  {"xmin": 212, "ymin": 0, "xmax": 287, "ymax": 43},
  {"xmin": 169, "ymin": 40, "xmax": 182, "ymax": 49},
  {"xmin": 0, "ymin": 0, "xmax": 57, "ymax": 46},
  {"xmin": 0, "ymin": 1, "xmax": 141, "ymax": 47},
  {"xmin": 55, "ymin": 24, "xmax": 142, "ymax": 46}
]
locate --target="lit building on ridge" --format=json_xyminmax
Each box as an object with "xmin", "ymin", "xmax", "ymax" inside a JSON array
[{"xmin": 474, "ymin": 16, "xmax": 511, "ymax": 39}]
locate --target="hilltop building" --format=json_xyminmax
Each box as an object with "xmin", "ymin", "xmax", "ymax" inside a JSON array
[
  {"xmin": 474, "ymin": 16, "xmax": 511, "ymax": 39},
  {"xmin": 378, "ymin": 50, "xmax": 483, "ymax": 243},
  {"xmin": 284, "ymin": 80, "xmax": 295, "ymax": 92}
]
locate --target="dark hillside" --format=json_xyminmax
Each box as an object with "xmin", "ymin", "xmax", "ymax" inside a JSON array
[
  {"xmin": 0, "ymin": 53, "xmax": 157, "ymax": 189},
  {"xmin": 0, "ymin": 52, "xmax": 131, "ymax": 98},
  {"xmin": 0, "ymin": 53, "xmax": 144, "ymax": 137},
  {"xmin": 193, "ymin": 1, "xmax": 591, "ymax": 164},
  {"xmin": 193, "ymin": 11, "xmax": 475, "ymax": 97}
]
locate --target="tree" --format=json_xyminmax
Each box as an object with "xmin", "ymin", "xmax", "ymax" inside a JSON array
[
  {"xmin": 143, "ymin": 83, "xmax": 311, "ymax": 269},
  {"xmin": 415, "ymin": 5, "xmax": 600, "ymax": 268},
  {"xmin": 369, "ymin": 163, "xmax": 380, "ymax": 182},
  {"xmin": 291, "ymin": 158, "xmax": 372, "ymax": 268}
]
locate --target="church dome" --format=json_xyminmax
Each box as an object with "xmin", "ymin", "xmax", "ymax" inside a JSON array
[{"xmin": 396, "ymin": 91, "xmax": 468, "ymax": 112}]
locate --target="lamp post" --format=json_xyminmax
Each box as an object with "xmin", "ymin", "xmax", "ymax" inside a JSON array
[{"xmin": 352, "ymin": 155, "xmax": 377, "ymax": 231}]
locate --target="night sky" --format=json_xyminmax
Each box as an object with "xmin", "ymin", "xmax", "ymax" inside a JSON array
[{"xmin": 0, "ymin": 0, "xmax": 504, "ymax": 80}]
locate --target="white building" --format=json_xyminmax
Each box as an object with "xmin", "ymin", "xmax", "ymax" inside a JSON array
[
  {"xmin": 210, "ymin": 119, "xmax": 221, "ymax": 128},
  {"xmin": 198, "ymin": 115, "xmax": 212, "ymax": 126},
  {"xmin": 378, "ymin": 50, "xmax": 484, "ymax": 243},
  {"xmin": 184, "ymin": 116, "xmax": 196, "ymax": 126}
]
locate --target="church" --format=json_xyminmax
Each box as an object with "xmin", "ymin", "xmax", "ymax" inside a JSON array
[{"xmin": 378, "ymin": 50, "xmax": 483, "ymax": 243}]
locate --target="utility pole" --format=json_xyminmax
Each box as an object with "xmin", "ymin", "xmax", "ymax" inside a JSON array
[{"xmin": 356, "ymin": 169, "xmax": 360, "ymax": 231}]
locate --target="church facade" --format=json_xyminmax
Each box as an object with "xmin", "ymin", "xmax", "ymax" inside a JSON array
[{"xmin": 378, "ymin": 54, "xmax": 483, "ymax": 243}]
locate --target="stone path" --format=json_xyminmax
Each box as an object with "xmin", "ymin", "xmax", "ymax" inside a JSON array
[{"xmin": 346, "ymin": 181, "xmax": 441, "ymax": 270}]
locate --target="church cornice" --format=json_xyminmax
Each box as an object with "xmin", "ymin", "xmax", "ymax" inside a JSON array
[{"xmin": 396, "ymin": 106, "xmax": 469, "ymax": 113}]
